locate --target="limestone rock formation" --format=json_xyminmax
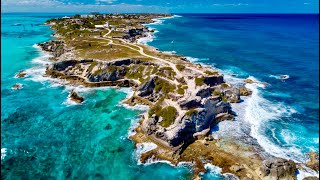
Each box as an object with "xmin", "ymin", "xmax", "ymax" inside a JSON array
[
  {"xmin": 196, "ymin": 87, "xmax": 214, "ymax": 98},
  {"xmin": 38, "ymin": 40, "xmax": 65, "ymax": 58},
  {"xmin": 15, "ymin": 70, "xmax": 27, "ymax": 78},
  {"xmin": 203, "ymin": 75, "xmax": 224, "ymax": 86},
  {"xmin": 306, "ymin": 152, "xmax": 319, "ymax": 172},
  {"xmin": 239, "ymin": 87, "xmax": 252, "ymax": 96},
  {"xmin": 303, "ymin": 177, "xmax": 319, "ymax": 180},
  {"xmin": 178, "ymin": 96, "xmax": 202, "ymax": 110},
  {"xmin": 142, "ymin": 96, "xmax": 232, "ymax": 148},
  {"xmin": 12, "ymin": 83, "xmax": 23, "ymax": 90},
  {"xmin": 138, "ymin": 76, "xmax": 157, "ymax": 97},
  {"xmin": 69, "ymin": 90, "xmax": 84, "ymax": 103},
  {"xmin": 259, "ymin": 158, "xmax": 297, "ymax": 180},
  {"xmin": 224, "ymin": 87, "xmax": 241, "ymax": 103}
]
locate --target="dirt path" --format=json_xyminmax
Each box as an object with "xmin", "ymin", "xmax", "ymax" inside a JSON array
[{"xmin": 98, "ymin": 29, "xmax": 202, "ymax": 99}]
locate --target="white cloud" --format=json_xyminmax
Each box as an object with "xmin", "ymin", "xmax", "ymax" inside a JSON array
[
  {"xmin": 96, "ymin": 0, "xmax": 118, "ymax": 4},
  {"xmin": 303, "ymin": 2, "xmax": 311, "ymax": 5},
  {"xmin": 213, "ymin": 3, "xmax": 249, "ymax": 6},
  {"xmin": 2, "ymin": 0, "xmax": 64, "ymax": 6},
  {"xmin": 2, "ymin": 1, "xmax": 169, "ymax": 13}
]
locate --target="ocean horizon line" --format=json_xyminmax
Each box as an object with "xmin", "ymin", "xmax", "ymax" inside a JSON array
[{"xmin": 1, "ymin": 12, "xmax": 319, "ymax": 15}]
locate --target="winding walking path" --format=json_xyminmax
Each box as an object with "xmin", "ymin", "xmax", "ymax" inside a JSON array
[{"xmin": 98, "ymin": 29, "xmax": 205, "ymax": 97}]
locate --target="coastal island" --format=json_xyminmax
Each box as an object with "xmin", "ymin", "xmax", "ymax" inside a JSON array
[{"xmin": 18, "ymin": 13, "xmax": 318, "ymax": 180}]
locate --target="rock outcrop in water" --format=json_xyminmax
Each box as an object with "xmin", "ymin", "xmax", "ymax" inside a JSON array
[
  {"xmin": 259, "ymin": 158, "xmax": 297, "ymax": 180},
  {"xmin": 38, "ymin": 40, "xmax": 65, "ymax": 59},
  {"xmin": 15, "ymin": 70, "xmax": 27, "ymax": 78},
  {"xmin": 306, "ymin": 152, "xmax": 319, "ymax": 172},
  {"xmin": 69, "ymin": 90, "xmax": 84, "ymax": 103}
]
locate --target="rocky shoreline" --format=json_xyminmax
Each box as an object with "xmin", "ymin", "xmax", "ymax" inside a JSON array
[{"xmin": 19, "ymin": 14, "xmax": 319, "ymax": 180}]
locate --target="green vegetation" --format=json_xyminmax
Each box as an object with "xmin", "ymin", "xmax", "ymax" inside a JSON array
[
  {"xmin": 151, "ymin": 66, "xmax": 158, "ymax": 74},
  {"xmin": 139, "ymin": 76, "xmax": 150, "ymax": 83},
  {"xmin": 221, "ymin": 83, "xmax": 230, "ymax": 89},
  {"xmin": 176, "ymin": 64, "xmax": 186, "ymax": 71},
  {"xmin": 177, "ymin": 84, "xmax": 185, "ymax": 95},
  {"xmin": 159, "ymin": 106, "xmax": 177, "ymax": 127},
  {"xmin": 222, "ymin": 96, "xmax": 228, "ymax": 102},
  {"xmin": 156, "ymin": 67, "xmax": 176, "ymax": 80},
  {"xmin": 125, "ymin": 65, "xmax": 145, "ymax": 80},
  {"xmin": 93, "ymin": 69, "xmax": 105, "ymax": 75},
  {"xmin": 154, "ymin": 78, "xmax": 176, "ymax": 95},
  {"xmin": 212, "ymin": 90, "xmax": 222, "ymax": 96},
  {"xmin": 148, "ymin": 97, "xmax": 165, "ymax": 117},
  {"xmin": 106, "ymin": 65, "xmax": 119, "ymax": 72},
  {"xmin": 205, "ymin": 70, "xmax": 219, "ymax": 75},
  {"xmin": 87, "ymin": 61, "xmax": 98, "ymax": 72},
  {"xmin": 185, "ymin": 109, "xmax": 198, "ymax": 117},
  {"xmin": 195, "ymin": 77, "xmax": 205, "ymax": 86},
  {"xmin": 177, "ymin": 87, "xmax": 185, "ymax": 95}
]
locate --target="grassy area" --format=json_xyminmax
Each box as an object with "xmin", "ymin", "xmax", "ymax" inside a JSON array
[
  {"xmin": 156, "ymin": 67, "xmax": 176, "ymax": 80},
  {"xmin": 205, "ymin": 70, "xmax": 219, "ymax": 75},
  {"xmin": 159, "ymin": 106, "xmax": 177, "ymax": 127},
  {"xmin": 176, "ymin": 64, "xmax": 186, "ymax": 71},
  {"xmin": 74, "ymin": 40, "xmax": 145, "ymax": 60},
  {"xmin": 185, "ymin": 109, "xmax": 198, "ymax": 117},
  {"xmin": 177, "ymin": 84, "xmax": 185, "ymax": 95},
  {"xmin": 154, "ymin": 78, "xmax": 176, "ymax": 95},
  {"xmin": 221, "ymin": 83, "xmax": 230, "ymax": 89},
  {"xmin": 212, "ymin": 90, "xmax": 222, "ymax": 96},
  {"xmin": 125, "ymin": 65, "xmax": 145, "ymax": 80},
  {"xmin": 195, "ymin": 77, "xmax": 205, "ymax": 86},
  {"xmin": 87, "ymin": 61, "xmax": 98, "ymax": 72},
  {"xmin": 109, "ymin": 31, "xmax": 126, "ymax": 37}
]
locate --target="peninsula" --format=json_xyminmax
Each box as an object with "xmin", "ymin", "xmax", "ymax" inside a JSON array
[{"xmin": 17, "ymin": 13, "xmax": 318, "ymax": 180}]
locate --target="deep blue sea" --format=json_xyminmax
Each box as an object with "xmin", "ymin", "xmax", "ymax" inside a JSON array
[{"xmin": 1, "ymin": 13, "xmax": 319, "ymax": 179}]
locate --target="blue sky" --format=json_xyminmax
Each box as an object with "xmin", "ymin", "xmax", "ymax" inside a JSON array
[{"xmin": 1, "ymin": 0, "xmax": 319, "ymax": 13}]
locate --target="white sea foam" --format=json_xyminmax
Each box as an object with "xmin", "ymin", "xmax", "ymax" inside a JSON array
[
  {"xmin": 238, "ymin": 81, "xmax": 311, "ymax": 163},
  {"xmin": 134, "ymin": 143, "xmax": 193, "ymax": 167},
  {"xmin": 204, "ymin": 163, "xmax": 222, "ymax": 174},
  {"xmin": 1, "ymin": 148, "xmax": 7, "ymax": 160},
  {"xmin": 297, "ymin": 165, "xmax": 319, "ymax": 180},
  {"xmin": 135, "ymin": 142, "xmax": 158, "ymax": 165},
  {"xmin": 25, "ymin": 44, "xmax": 53, "ymax": 83},
  {"xmin": 144, "ymin": 159, "xmax": 173, "ymax": 166},
  {"xmin": 62, "ymin": 96, "xmax": 81, "ymax": 106},
  {"xmin": 269, "ymin": 74, "xmax": 290, "ymax": 80},
  {"xmin": 163, "ymin": 51, "xmax": 176, "ymax": 54},
  {"xmin": 138, "ymin": 15, "xmax": 180, "ymax": 45},
  {"xmin": 182, "ymin": 57, "xmax": 307, "ymax": 164},
  {"xmin": 137, "ymin": 32, "xmax": 154, "ymax": 45},
  {"xmin": 271, "ymin": 128, "xmax": 282, "ymax": 144},
  {"xmin": 203, "ymin": 163, "xmax": 239, "ymax": 179},
  {"xmin": 281, "ymin": 129, "xmax": 297, "ymax": 144},
  {"xmin": 121, "ymin": 103, "xmax": 149, "ymax": 111},
  {"xmin": 143, "ymin": 157, "xmax": 193, "ymax": 167},
  {"xmin": 11, "ymin": 83, "xmax": 23, "ymax": 90},
  {"xmin": 185, "ymin": 57, "xmax": 199, "ymax": 62},
  {"xmin": 127, "ymin": 117, "xmax": 140, "ymax": 137}
]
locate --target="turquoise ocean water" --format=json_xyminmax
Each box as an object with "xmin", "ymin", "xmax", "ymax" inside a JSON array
[
  {"xmin": 1, "ymin": 13, "xmax": 194, "ymax": 180},
  {"xmin": 1, "ymin": 13, "xmax": 319, "ymax": 179}
]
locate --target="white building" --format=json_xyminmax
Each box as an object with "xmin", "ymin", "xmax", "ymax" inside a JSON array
[
  {"xmin": 94, "ymin": 22, "xmax": 109, "ymax": 29},
  {"xmin": 95, "ymin": 25, "xmax": 105, "ymax": 29},
  {"xmin": 81, "ymin": 14, "xmax": 88, "ymax": 18},
  {"xmin": 62, "ymin": 16, "xmax": 71, "ymax": 19}
]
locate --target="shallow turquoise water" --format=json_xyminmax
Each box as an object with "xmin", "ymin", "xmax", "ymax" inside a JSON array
[{"xmin": 1, "ymin": 13, "xmax": 196, "ymax": 180}]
